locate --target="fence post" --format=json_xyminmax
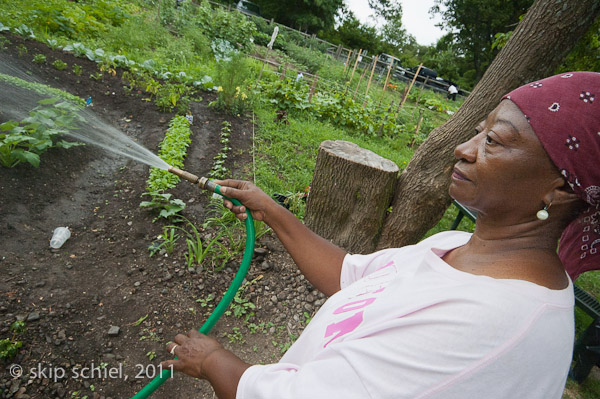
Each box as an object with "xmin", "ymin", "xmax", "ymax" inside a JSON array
[
  {"xmin": 349, "ymin": 49, "xmax": 362, "ymax": 83},
  {"xmin": 343, "ymin": 49, "xmax": 352, "ymax": 74},
  {"xmin": 382, "ymin": 59, "xmax": 394, "ymax": 93},
  {"xmin": 363, "ymin": 55, "xmax": 379, "ymax": 108},
  {"xmin": 280, "ymin": 63, "xmax": 288, "ymax": 81},
  {"xmin": 308, "ymin": 73, "xmax": 319, "ymax": 103},
  {"xmin": 399, "ymin": 63, "xmax": 422, "ymax": 109}
]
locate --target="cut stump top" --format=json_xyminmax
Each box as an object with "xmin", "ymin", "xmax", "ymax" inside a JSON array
[{"xmin": 320, "ymin": 140, "xmax": 399, "ymax": 172}]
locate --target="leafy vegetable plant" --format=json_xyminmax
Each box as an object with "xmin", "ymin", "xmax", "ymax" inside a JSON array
[{"xmin": 0, "ymin": 98, "xmax": 83, "ymax": 168}]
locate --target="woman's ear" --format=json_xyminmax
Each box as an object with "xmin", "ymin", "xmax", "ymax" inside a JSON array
[{"xmin": 544, "ymin": 177, "xmax": 585, "ymax": 220}]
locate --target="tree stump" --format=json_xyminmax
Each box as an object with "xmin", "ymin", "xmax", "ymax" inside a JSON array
[{"xmin": 305, "ymin": 140, "xmax": 399, "ymax": 254}]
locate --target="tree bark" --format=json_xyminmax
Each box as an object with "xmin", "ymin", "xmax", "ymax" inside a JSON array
[
  {"xmin": 376, "ymin": 0, "xmax": 600, "ymax": 249},
  {"xmin": 305, "ymin": 140, "xmax": 399, "ymax": 254}
]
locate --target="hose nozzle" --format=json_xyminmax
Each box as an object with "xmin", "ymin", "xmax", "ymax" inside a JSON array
[{"xmin": 167, "ymin": 166, "xmax": 218, "ymax": 193}]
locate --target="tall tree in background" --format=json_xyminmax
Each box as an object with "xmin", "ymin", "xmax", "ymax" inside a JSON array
[
  {"xmin": 253, "ymin": 0, "xmax": 344, "ymax": 32},
  {"xmin": 377, "ymin": 0, "xmax": 600, "ymax": 249},
  {"xmin": 431, "ymin": 0, "xmax": 533, "ymax": 81}
]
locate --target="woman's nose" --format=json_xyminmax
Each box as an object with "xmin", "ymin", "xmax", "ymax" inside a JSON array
[{"xmin": 454, "ymin": 133, "xmax": 480, "ymax": 162}]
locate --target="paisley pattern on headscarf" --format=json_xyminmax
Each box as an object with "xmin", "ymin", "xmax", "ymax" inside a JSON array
[{"xmin": 503, "ymin": 72, "xmax": 600, "ymax": 280}]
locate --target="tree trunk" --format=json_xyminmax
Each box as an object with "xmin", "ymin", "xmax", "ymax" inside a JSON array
[
  {"xmin": 376, "ymin": 0, "xmax": 600, "ymax": 250},
  {"xmin": 306, "ymin": 140, "xmax": 399, "ymax": 254}
]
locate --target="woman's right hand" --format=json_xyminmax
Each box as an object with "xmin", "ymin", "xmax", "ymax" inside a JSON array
[{"xmin": 215, "ymin": 179, "xmax": 277, "ymax": 222}]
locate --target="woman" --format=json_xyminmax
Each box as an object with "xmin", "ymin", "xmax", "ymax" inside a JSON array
[{"xmin": 161, "ymin": 72, "xmax": 599, "ymax": 398}]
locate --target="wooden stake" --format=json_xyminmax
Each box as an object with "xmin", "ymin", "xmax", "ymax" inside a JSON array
[
  {"xmin": 399, "ymin": 63, "xmax": 422, "ymax": 109},
  {"xmin": 378, "ymin": 59, "xmax": 394, "ymax": 108},
  {"xmin": 363, "ymin": 55, "xmax": 379, "ymax": 107},
  {"xmin": 257, "ymin": 48, "xmax": 270, "ymax": 85},
  {"xmin": 280, "ymin": 63, "xmax": 288, "ymax": 81},
  {"xmin": 353, "ymin": 65, "xmax": 367, "ymax": 100},
  {"xmin": 308, "ymin": 73, "xmax": 319, "ymax": 103},
  {"xmin": 343, "ymin": 49, "xmax": 352, "ymax": 73},
  {"xmin": 382, "ymin": 59, "xmax": 394, "ymax": 94},
  {"xmin": 349, "ymin": 49, "xmax": 362, "ymax": 84}
]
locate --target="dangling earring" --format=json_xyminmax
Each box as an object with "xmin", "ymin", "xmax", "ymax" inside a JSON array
[{"xmin": 536, "ymin": 203, "xmax": 551, "ymax": 221}]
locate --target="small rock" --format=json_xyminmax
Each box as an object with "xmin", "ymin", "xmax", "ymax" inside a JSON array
[
  {"xmin": 261, "ymin": 261, "xmax": 271, "ymax": 272},
  {"xmin": 35, "ymin": 281, "xmax": 46, "ymax": 288},
  {"xmin": 26, "ymin": 312, "xmax": 40, "ymax": 322},
  {"xmin": 270, "ymin": 295, "xmax": 278, "ymax": 304},
  {"xmin": 107, "ymin": 326, "xmax": 120, "ymax": 337},
  {"xmin": 253, "ymin": 247, "xmax": 268, "ymax": 257},
  {"xmin": 134, "ymin": 281, "xmax": 141, "ymax": 287}
]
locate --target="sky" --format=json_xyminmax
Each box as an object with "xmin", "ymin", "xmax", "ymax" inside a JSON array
[{"xmin": 345, "ymin": 0, "xmax": 446, "ymax": 46}]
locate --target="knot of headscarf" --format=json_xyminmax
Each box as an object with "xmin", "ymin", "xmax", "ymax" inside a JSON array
[{"xmin": 503, "ymin": 71, "xmax": 600, "ymax": 280}]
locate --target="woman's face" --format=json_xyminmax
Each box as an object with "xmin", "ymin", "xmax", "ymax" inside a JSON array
[{"xmin": 450, "ymin": 100, "xmax": 560, "ymax": 221}]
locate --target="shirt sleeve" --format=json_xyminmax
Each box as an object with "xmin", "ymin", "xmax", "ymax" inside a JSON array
[{"xmin": 236, "ymin": 352, "xmax": 371, "ymax": 399}]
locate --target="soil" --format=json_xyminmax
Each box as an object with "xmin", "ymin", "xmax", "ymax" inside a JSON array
[{"xmin": 0, "ymin": 35, "xmax": 324, "ymax": 399}]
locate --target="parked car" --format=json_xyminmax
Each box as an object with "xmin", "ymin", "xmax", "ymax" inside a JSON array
[
  {"xmin": 236, "ymin": 0, "xmax": 261, "ymax": 17},
  {"xmin": 404, "ymin": 65, "xmax": 438, "ymax": 82}
]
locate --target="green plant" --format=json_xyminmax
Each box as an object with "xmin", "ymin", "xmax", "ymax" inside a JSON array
[
  {"xmin": 32, "ymin": 53, "xmax": 46, "ymax": 64},
  {"xmin": 52, "ymin": 59, "xmax": 67, "ymax": 70},
  {"xmin": 209, "ymin": 121, "xmax": 232, "ymax": 179},
  {"xmin": 141, "ymin": 115, "xmax": 192, "ymax": 221},
  {"xmin": 0, "ymin": 321, "xmax": 26, "ymax": 360},
  {"xmin": 154, "ymin": 83, "xmax": 192, "ymax": 113},
  {"xmin": 140, "ymin": 192, "xmax": 186, "ymax": 222},
  {"xmin": 227, "ymin": 327, "xmax": 245, "ymax": 344},
  {"xmin": 148, "ymin": 226, "xmax": 179, "ymax": 256},
  {"xmin": 17, "ymin": 43, "xmax": 28, "ymax": 57},
  {"xmin": 180, "ymin": 219, "xmax": 228, "ymax": 269},
  {"xmin": 225, "ymin": 278, "xmax": 257, "ymax": 321},
  {"xmin": 211, "ymin": 51, "xmax": 253, "ymax": 114},
  {"xmin": 0, "ymin": 98, "xmax": 84, "ymax": 168},
  {"xmin": 89, "ymin": 72, "xmax": 103, "ymax": 81},
  {"xmin": 0, "ymin": 73, "xmax": 85, "ymax": 106},
  {"xmin": 72, "ymin": 64, "xmax": 82, "ymax": 76},
  {"xmin": 146, "ymin": 351, "xmax": 157, "ymax": 361}
]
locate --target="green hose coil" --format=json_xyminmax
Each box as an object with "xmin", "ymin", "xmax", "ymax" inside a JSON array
[{"xmin": 132, "ymin": 184, "xmax": 255, "ymax": 398}]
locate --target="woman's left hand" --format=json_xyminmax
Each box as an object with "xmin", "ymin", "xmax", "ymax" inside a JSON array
[{"xmin": 161, "ymin": 330, "xmax": 226, "ymax": 379}]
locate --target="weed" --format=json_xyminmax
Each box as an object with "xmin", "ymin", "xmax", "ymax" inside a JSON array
[
  {"xmin": 72, "ymin": 64, "xmax": 82, "ymax": 76},
  {"xmin": 146, "ymin": 351, "xmax": 157, "ymax": 361},
  {"xmin": 52, "ymin": 59, "xmax": 67, "ymax": 70},
  {"xmin": 32, "ymin": 53, "xmax": 46, "ymax": 64},
  {"xmin": 17, "ymin": 44, "xmax": 27, "ymax": 57},
  {"xmin": 227, "ymin": 327, "xmax": 245, "ymax": 344}
]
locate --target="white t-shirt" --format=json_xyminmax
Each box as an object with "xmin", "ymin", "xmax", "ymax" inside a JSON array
[
  {"xmin": 237, "ymin": 231, "xmax": 574, "ymax": 399},
  {"xmin": 448, "ymin": 85, "xmax": 458, "ymax": 94}
]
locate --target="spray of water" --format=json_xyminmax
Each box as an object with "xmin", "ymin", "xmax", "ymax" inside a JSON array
[{"xmin": 68, "ymin": 108, "xmax": 170, "ymax": 170}]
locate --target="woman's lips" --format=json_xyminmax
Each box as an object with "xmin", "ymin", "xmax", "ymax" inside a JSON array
[{"xmin": 452, "ymin": 168, "xmax": 471, "ymax": 182}]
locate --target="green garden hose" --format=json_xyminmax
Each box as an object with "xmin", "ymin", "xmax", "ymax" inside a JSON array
[{"xmin": 132, "ymin": 184, "xmax": 255, "ymax": 398}]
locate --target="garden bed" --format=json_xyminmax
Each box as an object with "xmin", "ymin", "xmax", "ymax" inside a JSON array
[{"xmin": 0, "ymin": 36, "xmax": 322, "ymax": 399}]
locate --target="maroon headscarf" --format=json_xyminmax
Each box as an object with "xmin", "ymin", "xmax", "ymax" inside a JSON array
[{"xmin": 503, "ymin": 72, "xmax": 600, "ymax": 280}]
